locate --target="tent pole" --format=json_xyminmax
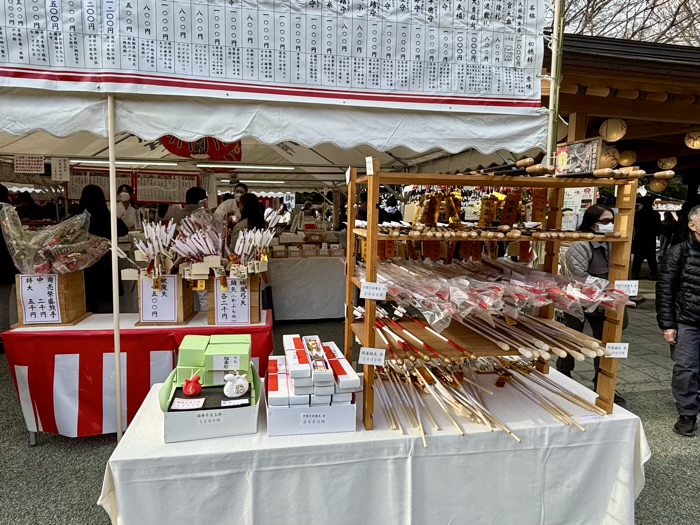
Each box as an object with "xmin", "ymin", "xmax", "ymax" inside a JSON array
[
  {"xmin": 107, "ymin": 94, "xmax": 123, "ymax": 442},
  {"xmin": 545, "ymin": 0, "xmax": 564, "ymax": 165}
]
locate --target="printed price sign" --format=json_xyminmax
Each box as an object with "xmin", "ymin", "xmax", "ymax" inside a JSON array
[
  {"xmin": 50, "ymin": 157, "xmax": 71, "ymax": 182},
  {"xmin": 212, "ymin": 356, "xmax": 241, "ymax": 371},
  {"xmin": 140, "ymin": 275, "xmax": 178, "ymax": 323},
  {"xmin": 606, "ymin": 342, "xmax": 629, "ymax": 359},
  {"xmin": 345, "ymin": 167, "xmax": 351, "ymax": 186},
  {"xmin": 360, "ymin": 282, "xmax": 387, "ymax": 301},
  {"xmin": 196, "ymin": 411, "xmax": 224, "ymax": 425},
  {"xmin": 365, "ymin": 157, "xmax": 375, "ymax": 175},
  {"xmin": 171, "ymin": 398, "xmax": 205, "ymax": 410},
  {"xmin": 300, "ymin": 412, "xmax": 328, "ymax": 426},
  {"xmin": 359, "ymin": 347, "xmax": 387, "ymax": 367},
  {"xmin": 222, "ymin": 399, "xmax": 248, "ymax": 407},
  {"xmin": 14, "ymin": 155, "xmax": 44, "ymax": 174},
  {"xmin": 614, "ymin": 280, "xmax": 639, "ymax": 297},
  {"xmin": 215, "ymin": 277, "xmax": 250, "ymax": 325},
  {"xmin": 19, "ymin": 275, "xmax": 62, "ymax": 324}
]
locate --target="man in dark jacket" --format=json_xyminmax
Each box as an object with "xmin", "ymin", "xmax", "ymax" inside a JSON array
[{"xmin": 657, "ymin": 204, "xmax": 700, "ymax": 436}]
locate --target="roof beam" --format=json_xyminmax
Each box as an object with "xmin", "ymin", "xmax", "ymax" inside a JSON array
[
  {"xmin": 622, "ymin": 122, "xmax": 700, "ymax": 141},
  {"xmin": 557, "ymin": 94, "xmax": 700, "ymax": 124}
]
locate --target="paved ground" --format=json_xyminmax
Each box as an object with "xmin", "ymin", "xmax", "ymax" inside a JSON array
[{"xmin": 0, "ymin": 279, "xmax": 698, "ymax": 524}]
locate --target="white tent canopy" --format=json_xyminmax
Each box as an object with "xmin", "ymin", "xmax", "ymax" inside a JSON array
[{"xmin": 0, "ymin": 90, "xmax": 546, "ymax": 194}]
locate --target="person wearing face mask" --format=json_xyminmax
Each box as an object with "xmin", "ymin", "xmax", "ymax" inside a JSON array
[
  {"xmin": 213, "ymin": 182, "xmax": 248, "ymax": 225},
  {"xmin": 557, "ymin": 205, "xmax": 626, "ymax": 404},
  {"xmin": 657, "ymin": 205, "xmax": 700, "ymax": 436},
  {"xmin": 116, "ymin": 184, "xmax": 141, "ymax": 230}
]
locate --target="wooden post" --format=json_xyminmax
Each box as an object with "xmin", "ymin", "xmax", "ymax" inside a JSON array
[
  {"xmin": 333, "ymin": 190, "xmax": 342, "ymax": 231},
  {"xmin": 597, "ymin": 179, "xmax": 638, "ymax": 413},
  {"xmin": 343, "ymin": 168, "xmax": 358, "ymax": 362},
  {"xmin": 363, "ymin": 157, "xmax": 382, "ymax": 430}
]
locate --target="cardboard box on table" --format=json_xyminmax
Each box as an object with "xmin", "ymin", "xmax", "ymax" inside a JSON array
[
  {"xmin": 15, "ymin": 271, "xmax": 89, "ymax": 327},
  {"xmin": 206, "ymin": 275, "xmax": 261, "ymax": 326},
  {"xmin": 159, "ymin": 366, "xmax": 261, "ymax": 443}
]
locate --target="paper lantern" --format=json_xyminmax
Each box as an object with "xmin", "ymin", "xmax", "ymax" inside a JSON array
[
  {"xmin": 657, "ymin": 157, "xmax": 677, "ymax": 170},
  {"xmin": 618, "ymin": 150, "xmax": 637, "ymax": 166},
  {"xmin": 649, "ymin": 179, "xmax": 668, "ymax": 192},
  {"xmin": 600, "ymin": 146, "xmax": 620, "ymax": 168},
  {"xmin": 685, "ymin": 132, "xmax": 700, "ymax": 150},
  {"xmin": 599, "ymin": 119, "xmax": 627, "ymax": 142}
]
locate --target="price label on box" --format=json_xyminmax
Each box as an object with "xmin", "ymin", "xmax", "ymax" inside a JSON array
[
  {"xmin": 196, "ymin": 411, "xmax": 224, "ymax": 425},
  {"xmin": 360, "ymin": 281, "xmax": 387, "ymax": 300},
  {"xmin": 359, "ymin": 347, "xmax": 386, "ymax": 367},
  {"xmin": 300, "ymin": 412, "xmax": 328, "ymax": 426},
  {"xmin": 171, "ymin": 398, "xmax": 205, "ymax": 410},
  {"xmin": 221, "ymin": 399, "xmax": 248, "ymax": 407},
  {"xmin": 614, "ymin": 280, "xmax": 639, "ymax": 296},
  {"xmin": 213, "ymin": 355, "xmax": 241, "ymax": 370},
  {"xmin": 606, "ymin": 342, "xmax": 629, "ymax": 359}
]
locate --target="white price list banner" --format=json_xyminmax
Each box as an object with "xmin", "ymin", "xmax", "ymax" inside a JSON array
[
  {"xmin": 50, "ymin": 157, "xmax": 71, "ymax": 182},
  {"xmin": 360, "ymin": 282, "xmax": 387, "ymax": 300},
  {"xmin": 614, "ymin": 280, "xmax": 639, "ymax": 297},
  {"xmin": 358, "ymin": 347, "xmax": 386, "ymax": 367},
  {"xmin": 606, "ymin": 342, "xmax": 629, "ymax": 359},
  {"xmin": 0, "ymin": 0, "xmax": 544, "ymax": 114},
  {"xmin": 300, "ymin": 412, "xmax": 328, "ymax": 427}
]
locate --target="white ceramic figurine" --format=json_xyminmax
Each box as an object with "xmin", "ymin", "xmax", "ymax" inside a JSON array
[{"xmin": 223, "ymin": 371, "xmax": 250, "ymax": 398}]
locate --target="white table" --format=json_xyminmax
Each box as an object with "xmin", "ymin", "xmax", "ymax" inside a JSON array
[
  {"xmin": 268, "ymin": 257, "xmax": 345, "ymax": 320},
  {"xmin": 99, "ymin": 372, "xmax": 649, "ymax": 525}
]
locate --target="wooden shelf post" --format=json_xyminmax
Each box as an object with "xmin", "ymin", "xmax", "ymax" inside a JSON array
[
  {"xmin": 597, "ymin": 179, "xmax": 638, "ymax": 413},
  {"xmin": 343, "ymin": 167, "xmax": 359, "ymax": 361}
]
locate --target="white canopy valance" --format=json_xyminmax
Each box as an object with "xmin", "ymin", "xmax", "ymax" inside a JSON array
[{"xmin": 0, "ymin": 88, "xmax": 546, "ymax": 156}]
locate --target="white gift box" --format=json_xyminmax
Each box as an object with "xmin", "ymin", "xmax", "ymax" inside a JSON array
[
  {"xmin": 282, "ymin": 334, "xmax": 305, "ymax": 352},
  {"xmin": 310, "ymin": 394, "xmax": 331, "ymax": 406},
  {"xmin": 292, "ymin": 384, "xmax": 314, "ymax": 395},
  {"xmin": 292, "ymin": 376, "xmax": 313, "ymax": 387},
  {"xmin": 322, "ymin": 341, "xmax": 345, "ymax": 360},
  {"xmin": 285, "ymin": 348, "xmax": 311, "ymax": 379},
  {"xmin": 332, "ymin": 392, "xmax": 353, "ymax": 403},
  {"xmin": 267, "ymin": 355, "xmax": 287, "ymax": 375},
  {"xmin": 287, "ymin": 375, "xmax": 311, "ymax": 406},
  {"xmin": 328, "ymin": 357, "xmax": 361, "ymax": 390},
  {"xmin": 266, "ymin": 402, "xmax": 356, "ymax": 437},
  {"xmin": 267, "ymin": 373, "xmax": 289, "ymax": 407},
  {"xmin": 314, "ymin": 385, "xmax": 336, "ymax": 396}
]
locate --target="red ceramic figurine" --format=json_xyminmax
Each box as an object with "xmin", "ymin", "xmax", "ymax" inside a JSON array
[{"xmin": 183, "ymin": 375, "xmax": 203, "ymax": 397}]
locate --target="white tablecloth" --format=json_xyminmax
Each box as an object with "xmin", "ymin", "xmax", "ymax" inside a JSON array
[
  {"xmin": 268, "ymin": 257, "xmax": 345, "ymax": 320},
  {"xmin": 99, "ymin": 372, "xmax": 650, "ymax": 525}
]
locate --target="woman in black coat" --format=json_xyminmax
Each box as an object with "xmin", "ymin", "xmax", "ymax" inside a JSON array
[{"xmin": 78, "ymin": 185, "xmax": 128, "ymax": 313}]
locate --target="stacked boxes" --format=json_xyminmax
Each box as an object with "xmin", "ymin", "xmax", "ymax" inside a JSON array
[
  {"xmin": 268, "ymin": 334, "xmax": 361, "ymax": 409},
  {"xmin": 175, "ymin": 334, "xmax": 253, "ymax": 388}
]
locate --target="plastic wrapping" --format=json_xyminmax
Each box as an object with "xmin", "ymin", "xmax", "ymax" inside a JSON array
[{"xmin": 0, "ymin": 204, "xmax": 110, "ymax": 274}]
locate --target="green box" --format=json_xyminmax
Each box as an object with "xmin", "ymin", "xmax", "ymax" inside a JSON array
[
  {"xmin": 178, "ymin": 335, "xmax": 210, "ymax": 367},
  {"xmin": 204, "ymin": 343, "xmax": 251, "ymax": 371},
  {"xmin": 175, "ymin": 366, "xmax": 204, "ymax": 385},
  {"xmin": 209, "ymin": 334, "xmax": 252, "ymax": 345}
]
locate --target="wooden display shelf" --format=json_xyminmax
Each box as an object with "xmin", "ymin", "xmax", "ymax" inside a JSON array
[
  {"xmin": 344, "ymin": 157, "xmax": 638, "ymax": 428},
  {"xmin": 352, "ymin": 228, "xmax": 629, "ymax": 243},
  {"xmin": 355, "ymin": 173, "xmax": 631, "ymax": 188},
  {"xmin": 350, "ymin": 319, "xmax": 519, "ymax": 359}
]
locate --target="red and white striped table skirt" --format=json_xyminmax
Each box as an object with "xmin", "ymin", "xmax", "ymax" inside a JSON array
[{"xmin": 3, "ymin": 311, "xmax": 274, "ymax": 437}]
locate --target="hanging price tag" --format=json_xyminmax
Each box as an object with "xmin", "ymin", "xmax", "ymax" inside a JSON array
[
  {"xmin": 614, "ymin": 280, "xmax": 639, "ymax": 296},
  {"xmin": 606, "ymin": 342, "xmax": 629, "ymax": 359},
  {"xmin": 360, "ymin": 281, "xmax": 387, "ymax": 300},
  {"xmin": 359, "ymin": 347, "xmax": 386, "ymax": 367},
  {"xmin": 300, "ymin": 412, "xmax": 328, "ymax": 426},
  {"xmin": 345, "ymin": 167, "xmax": 351, "ymax": 185},
  {"xmin": 365, "ymin": 156, "xmax": 375, "ymax": 175}
]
